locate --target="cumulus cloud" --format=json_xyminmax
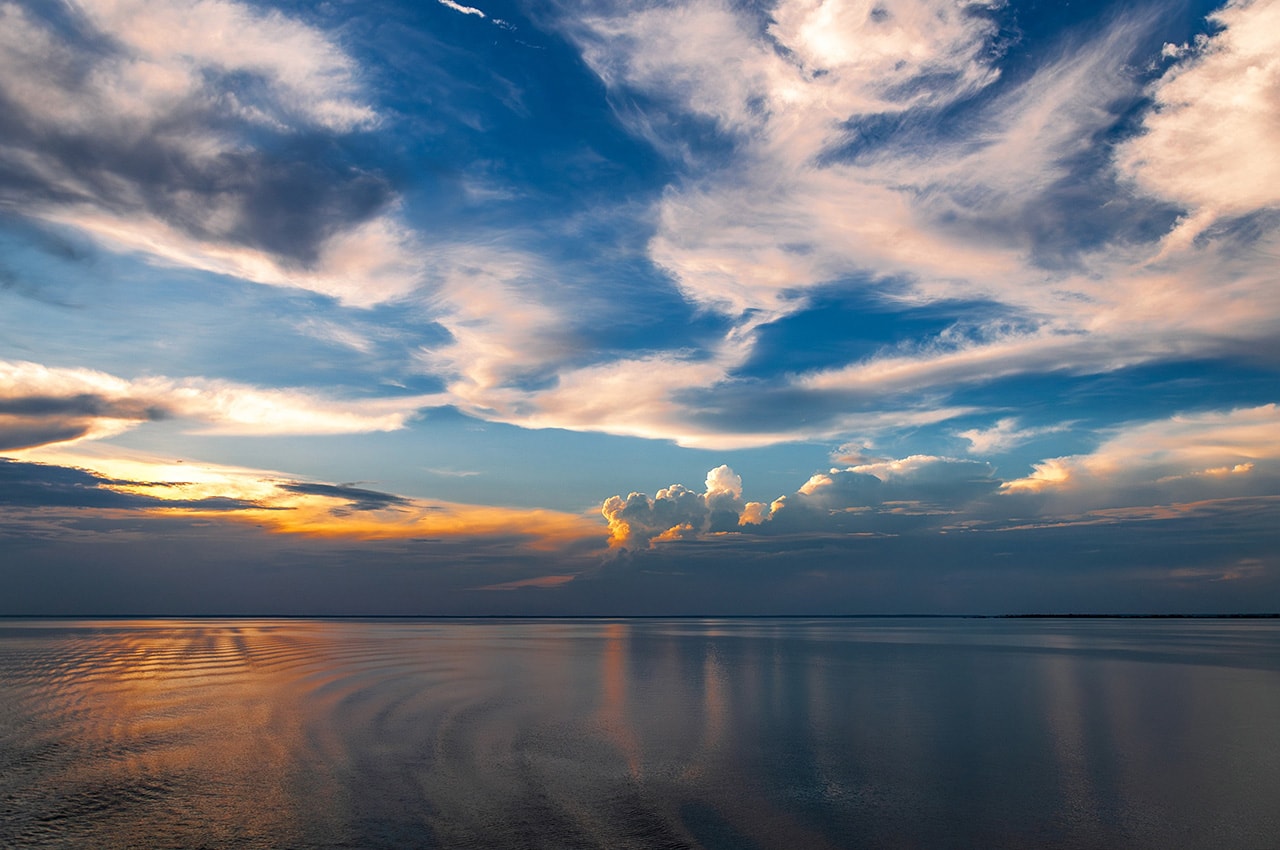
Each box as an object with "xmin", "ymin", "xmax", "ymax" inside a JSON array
[
  {"xmin": 600, "ymin": 404, "xmax": 1280, "ymax": 554},
  {"xmin": 601, "ymin": 483, "xmax": 710, "ymax": 548},
  {"xmin": 601, "ymin": 464, "xmax": 751, "ymax": 548},
  {"xmin": 0, "ymin": 360, "xmax": 429, "ymax": 449},
  {"xmin": 0, "ymin": 0, "xmax": 422, "ymax": 306},
  {"xmin": 766, "ymin": 455, "xmax": 1000, "ymax": 528},
  {"xmin": 602, "ymin": 456, "xmax": 999, "ymax": 545}
]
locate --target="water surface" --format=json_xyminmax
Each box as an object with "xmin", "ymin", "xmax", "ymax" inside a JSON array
[{"xmin": 1, "ymin": 617, "xmax": 1278, "ymax": 848}]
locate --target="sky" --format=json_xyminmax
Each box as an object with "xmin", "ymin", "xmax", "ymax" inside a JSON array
[{"xmin": 1, "ymin": 0, "xmax": 1278, "ymax": 615}]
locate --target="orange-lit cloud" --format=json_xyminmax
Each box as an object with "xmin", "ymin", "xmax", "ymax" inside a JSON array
[
  {"xmin": 473, "ymin": 575, "xmax": 578, "ymax": 591},
  {"xmin": 13, "ymin": 446, "xmax": 608, "ymax": 552},
  {"xmin": 1003, "ymin": 404, "xmax": 1280, "ymax": 497}
]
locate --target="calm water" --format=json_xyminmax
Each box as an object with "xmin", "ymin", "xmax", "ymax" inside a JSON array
[{"xmin": 1, "ymin": 618, "xmax": 1278, "ymax": 849}]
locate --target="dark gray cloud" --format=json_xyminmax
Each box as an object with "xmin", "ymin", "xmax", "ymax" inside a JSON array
[
  {"xmin": 278, "ymin": 481, "xmax": 411, "ymax": 512},
  {"xmin": 0, "ymin": 394, "xmax": 165, "ymax": 419},
  {"xmin": 0, "ymin": 393, "xmax": 167, "ymax": 451},
  {"xmin": 0, "ymin": 458, "xmax": 256, "ymax": 511}
]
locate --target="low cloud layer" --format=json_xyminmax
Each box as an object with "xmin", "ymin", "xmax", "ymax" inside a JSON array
[
  {"xmin": 5, "ymin": 449, "xmax": 606, "ymax": 552},
  {"xmin": 603, "ymin": 456, "xmax": 1000, "ymax": 547},
  {"xmin": 604, "ymin": 405, "xmax": 1280, "ymax": 547}
]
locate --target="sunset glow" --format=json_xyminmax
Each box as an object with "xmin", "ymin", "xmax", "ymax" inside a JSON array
[{"xmin": 2, "ymin": 0, "xmax": 1278, "ymax": 615}]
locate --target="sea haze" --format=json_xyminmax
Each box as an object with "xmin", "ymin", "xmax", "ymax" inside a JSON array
[{"xmin": 1, "ymin": 618, "xmax": 1278, "ymax": 849}]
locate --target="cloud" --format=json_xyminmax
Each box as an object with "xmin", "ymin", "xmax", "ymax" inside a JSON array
[
  {"xmin": 1003, "ymin": 404, "xmax": 1280, "ymax": 505},
  {"xmin": 438, "ymin": 0, "xmax": 487, "ymax": 18},
  {"xmin": 532, "ymin": 0, "xmax": 1279, "ymax": 451},
  {"xmin": 8, "ymin": 447, "xmax": 608, "ymax": 551},
  {"xmin": 765, "ymin": 455, "xmax": 1000, "ymax": 529},
  {"xmin": 565, "ymin": 0, "xmax": 1010, "ymax": 318},
  {"xmin": 601, "ymin": 402, "xmax": 1280, "ymax": 547},
  {"xmin": 563, "ymin": 0, "xmax": 1167, "ymax": 322},
  {"xmin": 958, "ymin": 417, "xmax": 1072, "ymax": 454},
  {"xmin": 473, "ymin": 574, "xmax": 578, "ymax": 591},
  {"xmin": 601, "ymin": 464, "xmax": 754, "ymax": 548},
  {"xmin": 602, "ymin": 483, "xmax": 710, "ymax": 549},
  {"xmin": 43, "ymin": 209, "xmax": 426, "ymax": 308},
  {"xmin": 0, "ymin": 456, "xmax": 255, "ymax": 510},
  {"xmin": 276, "ymin": 482, "xmax": 411, "ymax": 513},
  {"xmin": 1115, "ymin": 0, "xmax": 1280, "ymax": 249},
  {"xmin": 1, "ymin": 360, "xmax": 429, "ymax": 449},
  {"xmin": 415, "ymin": 245, "xmax": 589, "ymax": 402},
  {"xmin": 602, "ymin": 456, "xmax": 999, "ymax": 546},
  {"xmin": 0, "ymin": 0, "xmax": 423, "ymax": 307}
]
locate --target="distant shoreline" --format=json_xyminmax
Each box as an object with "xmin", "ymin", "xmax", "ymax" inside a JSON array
[{"xmin": 1, "ymin": 613, "xmax": 1278, "ymax": 620}]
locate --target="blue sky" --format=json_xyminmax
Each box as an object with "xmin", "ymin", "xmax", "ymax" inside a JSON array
[{"xmin": 1, "ymin": 0, "xmax": 1278, "ymax": 614}]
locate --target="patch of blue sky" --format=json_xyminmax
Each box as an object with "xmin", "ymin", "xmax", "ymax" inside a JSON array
[
  {"xmin": 948, "ymin": 361, "xmax": 1280, "ymax": 429},
  {"xmin": 0, "ymin": 247, "xmax": 447, "ymax": 394},
  {"xmin": 993, "ymin": 0, "xmax": 1225, "ymax": 79},
  {"xmin": 735, "ymin": 287, "xmax": 1021, "ymax": 378},
  {"xmin": 344, "ymin": 0, "xmax": 671, "ymax": 202}
]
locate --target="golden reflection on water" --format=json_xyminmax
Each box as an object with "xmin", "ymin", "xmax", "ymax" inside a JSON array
[
  {"xmin": 595, "ymin": 620, "xmax": 643, "ymax": 780},
  {"xmin": 0, "ymin": 621, "xmax": 346, "ymax": 848}
]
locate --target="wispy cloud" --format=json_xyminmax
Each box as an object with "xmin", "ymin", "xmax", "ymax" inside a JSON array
[
  {"xmin": 958, "ymin": 417, "xmax": 1072, "ymax": 455},
  {"xmin": 437, "ymin": 0, "xmax": 487, "ymax": 18},
  {"xmin": 0, "ymin": 0, "xmax": 425, "ymax": 307},
  {"xmin": 1, "ymin": 360, "xmax": 430, "ymax": 449}
]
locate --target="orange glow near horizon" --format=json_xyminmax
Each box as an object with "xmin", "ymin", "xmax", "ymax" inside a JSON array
[{"xmin": 13, "ymin": 447, "xmax": 608, "ymax": 551}]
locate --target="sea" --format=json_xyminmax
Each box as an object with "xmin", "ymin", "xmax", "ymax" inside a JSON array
[{"xmin": 1, "ymin": 617, "xmax": 1277, "ymax": 849}]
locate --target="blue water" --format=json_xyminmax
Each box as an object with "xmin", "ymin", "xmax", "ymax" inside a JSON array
[{"xmin": 1, "ymin": 617, "xmax": 1278, "ymax": 849}]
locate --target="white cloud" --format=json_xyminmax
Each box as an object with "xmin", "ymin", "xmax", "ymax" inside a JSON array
[
  {"xmin": 554, "ymin": 0, "xmax": 1280, "ymax": 452},
  {"xmin": 412, "ymin": 243, "xmax": 588, "ymax": 401},
  {"xmin": 958, "ymin": 417, "xmax": 1071, "ymax": 454},
  {"xmin": 0, "ymin": 0, "xmax": 428, "ymax": 308},
  {"xmin": 41, "ymin": 208, "xmax": 426, "ymax": 307},
  {"xmin": 600, "ymin": 463, "xmax": 757, "ymax": 547},
  {"xmin": 601, "ymin": 455, "xmax": 1000, "ymax": 544},
  {"xmin": 0, "ymin": 359, "xmax": 431, "ymax": 449},
  {"xmin": 704, "ymin": 464, "xmax": 743, "ymax": 499},
  {"xmin": 1003, "ymin": 404, "xmax": 1280, "ymax": 503},
  {"xmin": 66, "ymin": 0, "xmax": 376, "ymax": 132},
  {"xmin": 1115, "ymin": 0, "xmax": 1280, "ymax": 248},
  {"xmin": 437, "ymin": 0, "xmax": 486, "ymax": 18}
]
